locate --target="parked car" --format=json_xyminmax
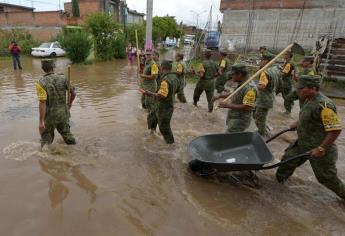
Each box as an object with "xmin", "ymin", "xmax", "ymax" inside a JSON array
[
  {"xmin": 205, "ymin": 31, "xmax": 220, "ymax": 50},
  {"xmin": 31, "ymin": 42, "xmax": 66, "ymax": 57},
  {"xmin": 165, "ymin": 39, "xmax": 177, "ymax": 47},
  {"xmin": 184, "ymin": 34, "xmax": 195, "ymax": 45}
]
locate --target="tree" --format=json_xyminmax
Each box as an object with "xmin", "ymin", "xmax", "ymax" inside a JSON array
[
  {"xmin": 152, "ymin": 16, "xmax": 182, "ymax": 44},
  {"xmin": 72, "ymin": 0, "xmax": 80, "ymax": 18},
  {"xmin": 58, "ymin": 30, "xmax": 91, "ymax": 63},
  {"xmin": 85, "ymin": 13, "xmax": 122, "ymax": 61}
]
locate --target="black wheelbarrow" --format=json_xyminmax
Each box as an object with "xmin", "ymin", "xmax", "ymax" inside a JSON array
[{"xmin": 188, "ymin": 128, "xmax": 309, "ymax": 176}]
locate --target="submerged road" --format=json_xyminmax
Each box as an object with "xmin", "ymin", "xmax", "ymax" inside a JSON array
[{"xmin": 0, "ymin": 55, "xmax": 344, "ymax": 236}]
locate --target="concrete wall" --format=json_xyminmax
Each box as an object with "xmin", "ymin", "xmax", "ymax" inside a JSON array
[
  {"xmin": 221, "ymin": 7, "xmax": 345, "ymax": 50},
  {"xmin": 220, "ymin": 0, "xmax": 345, "ymax": 11}
]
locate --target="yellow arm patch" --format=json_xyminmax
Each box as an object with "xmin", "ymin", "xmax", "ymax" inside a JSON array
[
  {"xmin": 282, "ymin": 63, "xmax": 292, "ymax": 74},
  {"xmin": 36, "ymin": 82, "xmax": 47, "ymax": 101},
  {"xmin": 220, "ymin": 59, "xmax": 226, "ymax": 68},
  {"xmin": 176, "ymin": 63, "xmax": 184, "ymax": 73},
  {"xmin": 198, "ymin": 63, "xmax": 205, "ymax": 73},
  {"xmin": 321, "ymin": 107, "xmax": 342, "ymax": 131},
  {"xmin": 151, "ymin": 63, "xmax": 159, "ymax": 75},
  {"xmin": 308, "ymin": 70, "xmax": 316, "ymax": 76},
  {"xmin": 258, "ymin": 72, "xmax": 269, "ymax": 88},
  {"xmin": 243, "ymin": 89, "xmax": 256, "ymax": 107},
  {"xmin": 157, "ymin": 80, "xmax": 169, "ymax": 98}
]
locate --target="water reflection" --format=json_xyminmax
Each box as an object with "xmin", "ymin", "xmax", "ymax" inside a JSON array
[{"xmin": 39, "ymin": 159, "xmax": 98, "ymax": 211}]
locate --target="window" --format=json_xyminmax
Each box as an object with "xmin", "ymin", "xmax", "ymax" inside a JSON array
[{"xmin": 108, "ymin": 4, "xmax": 114, "ymax": 16}]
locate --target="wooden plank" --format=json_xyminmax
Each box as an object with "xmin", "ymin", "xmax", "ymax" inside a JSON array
[
  {"xmin": 330, "ymin": 48, "xmax": 345, "ymax": 55},
  {"xmin": 320, "ymin": 59, "xmax": 345, "ymax": 66},
  {"xmin": 332, "ymin": 43, "xmax": 345, "ymax": 49},
  {"xmin": 327, "ymin": 70, "xmax": 345, "ymax": 76}
]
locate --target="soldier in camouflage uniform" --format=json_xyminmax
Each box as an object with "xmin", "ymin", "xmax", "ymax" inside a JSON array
[
  {"xmin": 284, "ymin": 56, "xmax": 317, "ymax": 113},
  {"xmin": 276, "ymin": 51, "xmax": 295, "ymax": 113},
  {"xmin": 276, "ymin": 75, "xmax": 345, "ymax": 200},
  {"xmin": 213, "ymin": 64, "xmax": 256, "ymax": 132},
  {"xmin": 174, "ymin": 53, "xmax": 187, "ymax": 103},
  {"xmin": 254, "ymin": 53, "xmax": 281, "ymax": 137},
  {"xmin": 140, "ymin": 50, "xmax": 159, "ymax": 131},
  {"xmin": 36, "ymin": 59, "xmax": 76, "ymax": 146},
  {"xmin": 193, "ymin": 50, "xmax": 218, "ymax": 112},
  {"xmin": 215, "ymin": 50, "xmax": 232, "ymax": 94},
  {"xmin": 153, "ymin": 51, "xmax": 162, "ymax": 86},
  {"xmin": 140, "ymin": 60, "xmax": 181, "ymax": 144}
]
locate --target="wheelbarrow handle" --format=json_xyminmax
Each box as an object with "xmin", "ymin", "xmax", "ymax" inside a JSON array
[
  {"xmin": 259, "ymin": 153, "xmax": 310, "ymax": 170},
  {"xmin": 265, "ymin": 127, "xmax": 296, "ymax": 144}
]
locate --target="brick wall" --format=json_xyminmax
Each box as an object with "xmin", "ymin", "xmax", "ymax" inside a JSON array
[
  {"xmin": 34, "ymin": 11, "xmax": 65, "ymax": 26},
  {"xmin": 0, "ymin": 11, "xmax": 66, "ymax": 27}
]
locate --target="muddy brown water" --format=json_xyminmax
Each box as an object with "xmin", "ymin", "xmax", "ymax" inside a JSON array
[{"xmin": 0, "ymin": 55, "xmax": 345, "ymax": 236}]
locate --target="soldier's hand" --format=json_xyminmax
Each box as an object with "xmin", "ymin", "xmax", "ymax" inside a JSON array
[
  {"xmin": 212, "ymin": 95, "xmax": 220, "ymax": 102},
  {"xmin": 39, "ymin": 122, "xmax": 45, "ymax": 134},
  {"xmin": 218, "ymin": 101, "xmax": 229, "ymax": 108},
  {"xmin": 310, "ymin": 148, "xmax": 325, "ymax": 158},
  {"xmin": 289, "ymin": 122, "xmax": 298, "ymax": 130}
]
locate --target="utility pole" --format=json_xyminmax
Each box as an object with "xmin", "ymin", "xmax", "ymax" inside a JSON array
[
  {"xmin": 145, "ymin": 0, "xmax": 153, "ymax": 50},
  {"xmin": 190, "ymin": 10, "xmax": 207, "ymax": 29}
]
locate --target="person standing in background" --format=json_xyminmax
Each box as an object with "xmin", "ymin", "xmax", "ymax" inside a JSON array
[
  {"xmin": 126, "ymin": 43, "xmax": 134, "ymax": 66},
  {"xmin": 8, "ymin": 41, "xmax": 23, "ymax": 70}
]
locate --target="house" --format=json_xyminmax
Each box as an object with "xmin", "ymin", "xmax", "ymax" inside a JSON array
[
  {"xmin": 127, "ymin": 9, "xmax": 145, "ymax": 25},
  {"xmin": 0, "ymin": 3, "xmax": 66, "ymax": 41},
  {"xmin": 64, "ymin": 0, "xmax": 144, "ymax": 25},
  {"xmin": 219, "ymin": 0, "xmax": 345, "ymax": 50}
]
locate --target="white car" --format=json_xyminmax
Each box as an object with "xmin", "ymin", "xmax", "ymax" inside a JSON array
[{"xmin": 31, "ymin": 42, "xmax": 66, "ymax": 57}]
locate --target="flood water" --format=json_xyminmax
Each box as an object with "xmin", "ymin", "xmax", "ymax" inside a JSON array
[{"xmin": 0, "ymin": 53, "xmax": 345, "ymax": 236}]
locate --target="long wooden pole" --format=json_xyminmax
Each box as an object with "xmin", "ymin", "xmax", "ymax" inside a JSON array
[
  {"xmin": 67, "ymin": 66, "xmax": 71, "ymax": 106},
  {"xmin": 215, "ymin": 43, "xmax": 295, "ymax": 110},
  {"xmin": 135, "ymin": 30, "xmax": 140, "ymax": 70}
]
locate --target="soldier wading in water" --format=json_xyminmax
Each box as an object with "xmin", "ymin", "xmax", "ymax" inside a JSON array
[{"xmin": 36, "ymin": 59, "xmax": 76, "ymax": 147}]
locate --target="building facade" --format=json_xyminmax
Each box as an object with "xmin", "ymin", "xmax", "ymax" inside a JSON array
[
  {"xmin": 0, "ymin": 1, "xmax": 144, "ymax": 41},
  {"xmin": 220, "ymin": 0, "xmax": 345, "ymax": 50}
]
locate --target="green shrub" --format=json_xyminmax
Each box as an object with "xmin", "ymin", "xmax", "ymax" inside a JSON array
[
  {"xmin": 112, "ymin": 34, "xmax": 126, "ymax": 59},
  {"xmin": 58, "ymin": 30, "xmax": 92, "ymax": 63},
  {"xmin": 0, "ymin": 29, "xmax": 40, "ymax": 56},
  {"xmin": 85, "ymin": 13, "xmax": 122, "ymax": 61}
]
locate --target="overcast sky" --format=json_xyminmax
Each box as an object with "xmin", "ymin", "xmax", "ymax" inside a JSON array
[{"xmin": 1, "ymin": 0, "xmax": 222, "ymax": 27}]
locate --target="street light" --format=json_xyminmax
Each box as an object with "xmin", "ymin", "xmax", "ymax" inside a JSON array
[{"xmin": 190, "ymin": 10, "xmax": 207, "ymax": 28}]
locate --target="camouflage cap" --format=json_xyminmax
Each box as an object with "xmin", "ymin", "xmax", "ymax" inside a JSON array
[
  {"xmin": 161, "ymin": 60, "xmax": 173, "ymax": 69},
  {"xmin": 230, "ymin": 63, "xmax": 247, "ymax": 74},
  {"xmin": 41, "ymin": 59, "xmax": 55, "ymax": 70},
  {"xmin": 219, "ymin": 49, "xmax": 228, "ymax": 55},
  {"xmin": 303, "ymin": 56, "xmax": 314, "ymax": 63},
  {"xmin": 145, "ymin": 49, "xmax": 153, "ymax": 55},
  {"xmin": 297, "ymin": 75, "xmax": 321, "ymax": 89},
  {"xmin": 261, "ymin": 52, "xmax": 275, "ymax": 61},
  {"xmin": 203, "ymin": 49, "xmax": 212, "ymax": 57}
]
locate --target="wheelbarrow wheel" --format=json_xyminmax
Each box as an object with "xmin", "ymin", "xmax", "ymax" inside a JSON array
[{"xmin": 189, "ymin": 159, "xmax": 217, "ymax": 177}]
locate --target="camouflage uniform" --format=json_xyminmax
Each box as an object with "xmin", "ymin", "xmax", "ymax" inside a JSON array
[
  {"xmin": 284, "ymin": 67, "xmax": 317, "ymax": 113},
  {"xmin": 193, "ymin": 59, "xmax": 218, "ymax": 112},
  {"xmin": 215, "ymin": 57, "xmax": 232, "ymax": 93},
  {"xmin": 226, "ymin": 82, "xmax": 257, "ymax": 133},
  {"xmin": 36, "ymin": 73, "xmax": 76, "ymax": 145},
  {"xmin": 276, "ymin": 78, "xmax": 345, "ymax": 199},
  {"xmin": 276, "ymin": 59, "xmax": 295, "ymax": 110},
  {"xmin": 142, "ymin": 60, "xmax": 159, "ymax": 130},
  {"xmin": 150, "ymin": 72, "xmax": 181, "ymax": 144},
  {"xmin": 254, "ymin": 65, "xmax": 281, "ymax": 136},
  {"xmin": 175, "ymin": 61, "xmax": 187, "ymax": 103}
]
